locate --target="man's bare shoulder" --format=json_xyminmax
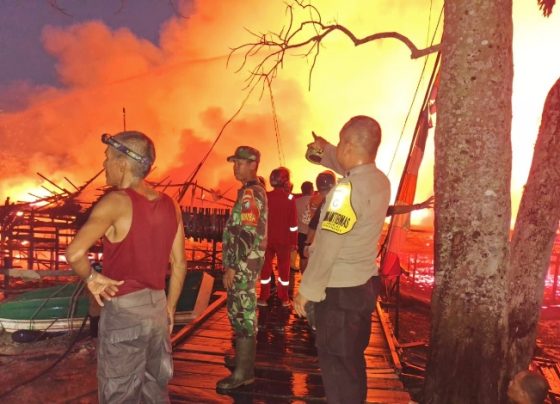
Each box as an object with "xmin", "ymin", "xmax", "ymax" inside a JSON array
[
  {"xmin": 99, "ymin": 189, "xmax": 129, "ymax": 204},
  {"xmin": 169, "ymin": 197, "xmax": 183, "ymax": 221},
  {"xmin": 93, "ymin": 190, "xmax": 130, "ymax": 215}
]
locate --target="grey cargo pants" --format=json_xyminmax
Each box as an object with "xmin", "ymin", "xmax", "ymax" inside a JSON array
[{"xmin": 97, "ymin": 288, "xmax": 172, "ymax": 404}]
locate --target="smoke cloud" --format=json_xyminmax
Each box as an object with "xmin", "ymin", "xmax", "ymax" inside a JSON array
[{"xmin": 1, "ymin": 0, "xmax": 557, "ymax": 227}]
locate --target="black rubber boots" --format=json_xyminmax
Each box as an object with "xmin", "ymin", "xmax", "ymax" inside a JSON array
[{"xmin": 217, "ymin": 336, "xmax": 256, "ymax": 390}]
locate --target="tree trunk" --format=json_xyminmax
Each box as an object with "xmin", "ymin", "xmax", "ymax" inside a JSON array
[
  {"xmin": 425, "ymin": 1, "xmax": 513, "ymax": 403},
  {"xmin": 506, "ymin": 78, "xmax": 560, "ymax": 382}
]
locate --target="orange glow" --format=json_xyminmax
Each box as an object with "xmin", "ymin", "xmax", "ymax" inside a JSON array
[
  {"xmin": 29, "ymin": 200, "xmax": 50, "ymax": 208},
  {"xmin": 0, "ymin": 1, "xmax": 559, "ymax": 229},
  {"xmin": 0, "ymin": 179, "xmax": 60, "ymax": 204}
]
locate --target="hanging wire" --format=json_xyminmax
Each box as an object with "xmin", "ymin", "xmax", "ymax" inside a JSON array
[
  {"xmin": 266, "ymin": 76, "xmax": 285, "ymax": 166},
  {"xmin": 176, "ymin": 84, "xmax": 258, "ymax": 203},
  {"xmin": 427, "ymin": 0, "xmax": 434, "ymax": 47},
  {"xmin": 387, "ymin": 5, "xmax": 443, "ymax": 176}
]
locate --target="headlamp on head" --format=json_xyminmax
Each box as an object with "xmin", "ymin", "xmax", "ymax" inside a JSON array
[{"xmin": 101, "ymin": 133, "xmax": 152, "ymax": 168}]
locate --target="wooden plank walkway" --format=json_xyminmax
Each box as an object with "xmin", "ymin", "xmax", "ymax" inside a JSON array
[{"xmin": 170, "ymin": 289, "xmax": 411, "ymax": 403}]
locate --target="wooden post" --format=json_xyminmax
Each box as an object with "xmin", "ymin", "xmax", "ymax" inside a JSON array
[
  {"xmin": 212, "ymin": 239, "xmax": 217, "ymax": 271},
  {"xmin": 28, "ymin": 210, "xmax": 35, "ymax": 270},
  {"xmin": 413, "ymin": 253, "xmax": 418, "ymax": 286},
  {"xmin": 55, "ymin": 226, "xmax": 60, "ymax": 271},
  {"xmin": 552, "ymin": 253, "xmax": 560, "ymax": 304},
  {"xmin": 395, "ymin": 275, "xmax": 400, "ymax": 340},
  {"xmin": 3, "ymin": 256, "xmax": 11, "ymax": 291}
]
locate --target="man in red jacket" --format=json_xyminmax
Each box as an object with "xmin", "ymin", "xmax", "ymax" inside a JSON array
[{"xmin": 258, "ymin": 167, "xmax": 298, "ymax": 307}]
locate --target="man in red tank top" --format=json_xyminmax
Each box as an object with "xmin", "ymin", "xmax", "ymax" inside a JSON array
[{"xmin": 67, "ymin": 131, "xmax": 186, "ymax": 403}]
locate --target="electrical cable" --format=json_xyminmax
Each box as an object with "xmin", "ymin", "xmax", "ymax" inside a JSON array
[
  {"xmin": 176, "ymin": 84, "xmax": 258, "ymax": 203},
  {"xmin": 267, "ymin": 76, "xmax": 285, "ymax": 166},
  {"xmin": 0, "ymin": 312, "xmax": 89, "ymax": 399},
  {"xmin": 387, "ymin": 5, "xmax": 443, "ymax": 176}
]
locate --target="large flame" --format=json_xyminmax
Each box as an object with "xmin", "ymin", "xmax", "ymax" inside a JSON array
[{"xmin": 0, "ymin": 1, "xmax": 558, "ymax": 227}]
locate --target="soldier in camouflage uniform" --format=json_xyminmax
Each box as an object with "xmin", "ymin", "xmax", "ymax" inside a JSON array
[{"xmin": 217, "ymin": 145, "xmax": 267, "ymax": 391}]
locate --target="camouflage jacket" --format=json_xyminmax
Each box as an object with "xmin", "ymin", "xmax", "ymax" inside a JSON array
[{"xmin": 222, "ymin": 179, "xmax": 267, "ymax": 273}]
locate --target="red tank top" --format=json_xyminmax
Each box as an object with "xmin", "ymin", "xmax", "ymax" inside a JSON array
[{"xmin": 103, "ymin": 188, "xmax": 177, "ymax": 296}]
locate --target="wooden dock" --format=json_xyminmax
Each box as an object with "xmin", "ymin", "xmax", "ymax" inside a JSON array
[{"xmin": 169, "ymin": 289, "xmax": 411, "ymax": 403}]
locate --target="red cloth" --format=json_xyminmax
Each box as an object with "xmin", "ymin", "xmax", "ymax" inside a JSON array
[
  {"xmin": 379, "ymin": 251, "xmax": 402, "ymax": 277},
  {"xmin": 103, "ymin": 188, "xmax": 177, "ymax": 296},
  {"xmin": 266, "ymin": 188, "xmax": 298, "ymax": 246},
  {"xmin": 380, "ymin": 76, "xmax": 436, "ymax": 278}
]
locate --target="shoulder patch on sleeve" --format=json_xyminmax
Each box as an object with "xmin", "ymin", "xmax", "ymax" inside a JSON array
[
  {"xmin": 241, "ymin": 188, "xmax": 259, "ymax": 227},
  {"xmin": 321, "ymin": 182, "xmax": 357, "ymax": 234}
]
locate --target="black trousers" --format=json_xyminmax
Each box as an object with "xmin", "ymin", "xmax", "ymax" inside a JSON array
[
  {"xmin": 297, "ymin": 232, "xmax": 308, "ymax": 258},
  {"xmin": 314, "ymin": 276, "xmax": 380, "ymax": 404}
]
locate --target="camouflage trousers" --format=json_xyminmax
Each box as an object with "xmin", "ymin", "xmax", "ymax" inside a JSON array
[{"xmin": 227, "ymin": 268, "xmax": 259, "ymax": 337}]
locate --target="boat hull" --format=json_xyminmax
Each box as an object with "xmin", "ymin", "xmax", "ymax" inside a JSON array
[
  {"xmin": 0, "ymin": 283, "xmax": 89, "ymax": 333},
  {"xmin": 0, "ymin": 272, "xmax": 214, "ymax": 332}
]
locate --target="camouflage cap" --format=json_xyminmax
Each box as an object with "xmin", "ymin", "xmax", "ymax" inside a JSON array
[{"xmin": 227, "ymin": 145, "xmax": 260, "ymax": 163}]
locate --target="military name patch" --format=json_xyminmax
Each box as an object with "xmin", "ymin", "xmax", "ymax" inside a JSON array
[
  {"xmin": 241, "ymin": 189, "xmax": 259, "ymax": 227},
  {"xmin": 321, "ymin": 182, "xmax": 356, "ymax": 234}
]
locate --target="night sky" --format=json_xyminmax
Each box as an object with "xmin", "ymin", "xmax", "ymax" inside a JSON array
[{"xmin": 0, "ymin": 1, "xmax": 180, "ymax": 87}]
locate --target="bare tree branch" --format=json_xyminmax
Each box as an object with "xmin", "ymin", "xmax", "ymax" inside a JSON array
[
  {"xmin": 48, "ymin": 0, "xmax": 72, "ymax": 17},
  {"xmin": 230, "ymin": 0, "xmax": 440, "ymax": 92},
  {"xmin": 47, "ymin": 0, "xmax": 189, "ymax": 18},
  {"xmin": 537, "ymin": 0, "xmax": 556, "ymax": 16},
  {"xmin": 168, "ymin": 0, "xmax": 190, "ymax": 19},
  {"xmin": 114, "ymin": 0, "xmax": 126, "ymax": 15}
]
